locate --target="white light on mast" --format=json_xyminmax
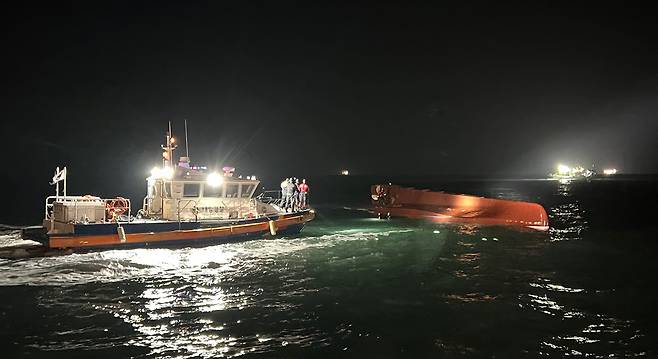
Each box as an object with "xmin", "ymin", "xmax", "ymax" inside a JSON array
[
  {"xmin": 207, "ymin": 172, "xmax": 224, "ymax": 187},
  {"xmin": 162, "ymin": 167, "xmax": 174, "ymax": 179}
]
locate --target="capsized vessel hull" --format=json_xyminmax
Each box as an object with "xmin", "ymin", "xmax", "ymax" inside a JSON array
[{"xmin": 371, "ymin": 185, "xmax": 549, "ymax": 231}]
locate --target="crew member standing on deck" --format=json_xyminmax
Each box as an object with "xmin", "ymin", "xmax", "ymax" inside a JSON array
[
  {"xmin": 285, "ymin": 178, "xmax": 295, "ymax": 212},
  {"xmin": 298, "ymin": 179, "xmax": 309, "ymax": 208},
  {"xmin": 292, "ymin": 178, "xmax": 300, "ymax": 211},
  {"xmin": 280, "ymin": 178, "xmax": 289, "ymax": 208}
]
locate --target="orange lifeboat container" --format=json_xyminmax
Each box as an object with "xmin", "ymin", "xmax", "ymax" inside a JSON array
[{"xmin": 371, "ymin": 184, "xmax": 549, "ymax": 231}]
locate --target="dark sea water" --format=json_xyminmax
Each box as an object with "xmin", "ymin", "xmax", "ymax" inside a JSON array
[{"xmin": 1, "ymin": 176, "xmax": 657, "ymax": 358}]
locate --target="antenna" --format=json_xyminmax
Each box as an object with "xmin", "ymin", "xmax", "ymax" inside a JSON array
[
  {"xmin": 184, "ymin": 119, "xmax": 189, "ymax": 158},
  {"xmin": 168, "ymin": 121, "xmax": 172, "ymax": 167}
]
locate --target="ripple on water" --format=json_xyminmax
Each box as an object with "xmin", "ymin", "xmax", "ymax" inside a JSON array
[
  {"xmin": 549, "ymin": 202, "xmax": 588, "ymax": 241},
  {"xmin": 3, "ymin": 228, "xmax": 418, "ymax": 357},
  {"xmin": 519, "ymin": 277, "xmax": 649, "ymax": 357}
]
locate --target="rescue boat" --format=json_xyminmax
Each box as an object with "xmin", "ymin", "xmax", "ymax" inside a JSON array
[
  {"xmin": 22, "ymin": 124, "xmax": 314, "ymax": 249},
  {"xmin": 371, "ymin": 184, "xmax": 549, "ymax": 231}
]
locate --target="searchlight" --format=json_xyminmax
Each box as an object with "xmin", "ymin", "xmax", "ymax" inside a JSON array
[
  {"xmin": 149, "ymin": 167, "xmax": 174, "ymax": 180},
  {"xmin": 207, "ymin": 172, "xmax": 224, "ymax": 187},
  {"xmin": 150, "ymin": 167, "xmax": 161, "ymax": 178}
]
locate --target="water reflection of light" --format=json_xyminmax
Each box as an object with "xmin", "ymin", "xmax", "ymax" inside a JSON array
[
  {"xmin": 522, "ymin": 276, "xmax": 646, "ymax": 357},
  {"xmin": 456, "ymin": 224, "xmax": 479, "ymax": 235},
  {"xmin": 529, "ymin": 281, "xmax": 585, "ymax": 293},
  {"xmin": 549, "ymin": 182, "xmax": 588, "ymax": 241},
  {"xmin": 556, "ymin": 181, "xmax": 572, "ymax": 197},
  {"xmin": 360, "ymin": 218, "xmax": 383, "ymax": 222},
  {"xmin": 527, "ymin": 294, "xmax": 564, "ymax": 315},
  {"xmin": 540, "ymin": 315, "xmax": 642, "ymax": 357},
  {"xmin": 442, "ymin": 293, "xmax": 497, "ymax": 303},
  {"xmin": 73, "ymin": 240, "xmax": 348, "ymax": 358}
]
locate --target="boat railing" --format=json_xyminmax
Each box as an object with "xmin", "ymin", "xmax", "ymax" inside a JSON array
[
  {"xmin": 255, "ymin": 189, "xmax": 310, "ymax": 213},
  {"xmin": 45, "ymin": 196, "xmax": 132, "ymax": 224},
  {"xmin": 142, "ymin": 196, "xmax": 150, "ymax": 213},
  {"xmin": 256, "ymin": 190, "xmax": 281, "ymax": 205},
  {"xmin": 176, "ymin": 199, "xmax": 198, "ymax": 223}
]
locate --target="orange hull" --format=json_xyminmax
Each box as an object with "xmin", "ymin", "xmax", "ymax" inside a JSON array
[
  {"xmin": 49, "ymin": 212, "xmax": 314, "ymax": 249},
  {"xmin": 371, "ymin": 185, "xmax": 549, "ymax": 231}
]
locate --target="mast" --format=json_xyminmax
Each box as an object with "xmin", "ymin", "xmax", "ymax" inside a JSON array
[
  {"xmin": 184, "ymin": 119, "xmax": 190, "ymax": 159},
  {"xmin": 168, "ymin": 121, "xmax": 173, "ymax": 168},
  {"xmin": 161, "ymin": 121, "xmax": 177, "ymax": 168},
  {"xmin": 55, "ymin": 167, "xmax": 60, "ymax": 200}
]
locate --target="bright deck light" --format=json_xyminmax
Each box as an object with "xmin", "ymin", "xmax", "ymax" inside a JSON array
[
  {"xmin": 151, "ymin": 167, "xmax": 174, "ymax": 179},
  {"xmin": 603, "ymin": 168, "xmax": 617, "ymax": 175},
  {"xmin": 557, "ymin": 164, "xmax": 570, "ymax": 175},
  {"xmin": 340, "ymin": 169, "xmax": 350, "ymax": 176},
  {"xmin": 150, "ymin": 167, "xmax": 162, "ymax": 178},
  {"xmin": 207, "ymin": 172, "xmax": 224, "ymax": 187},
  {"xmin": 162, "ymin": 167, "xmax": 174, "ymax": 179}
]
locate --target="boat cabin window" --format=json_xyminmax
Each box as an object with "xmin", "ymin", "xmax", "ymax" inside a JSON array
[
  {"xmin": 225, "ymin": 183, "xmax": 239, "ymax": 198},
  {"xmin": 183, "ymin": 183, "xmax": 200, "ymax": 197},
  {"xmin": 203, "ymin": 184, "xmax": 223, "ymax": 197},
  {"xmin": 241, "ymin": 184, "xmax": 255, "ymax": 198}
]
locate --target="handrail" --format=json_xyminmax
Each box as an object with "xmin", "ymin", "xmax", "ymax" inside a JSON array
[
  {"xmin": 256, "ymin": 190, "xmax": 282, "ymax": 205},
  {"xmin": 176, "ymin": 198, "xmax": 198, "ymax": 224},
  {"xmin": 256, "ymin": 189, "xmax": 310, "ymax": 209}
]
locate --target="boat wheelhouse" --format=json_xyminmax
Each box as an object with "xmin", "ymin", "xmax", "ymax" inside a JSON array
[{"xmin": 143, "ymin": 166, "xmax": 264, "ymax": 222}]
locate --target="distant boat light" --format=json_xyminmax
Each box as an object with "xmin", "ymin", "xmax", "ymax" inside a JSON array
[
  {"xmin": 340, "ymin": 169, "xmax": 350, "ymax": 176},
  {"xmin": 603, "ymin": 168, "xmax": 617, "ymax": 175},
  {"xmin": 557, "ymin": 164, "xmax": 570, "ymax": 175}
]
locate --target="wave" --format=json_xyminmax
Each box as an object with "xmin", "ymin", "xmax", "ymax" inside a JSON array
[{"xmin": 0, "ymin": 228, "xmax": 417, "ymax": 287}]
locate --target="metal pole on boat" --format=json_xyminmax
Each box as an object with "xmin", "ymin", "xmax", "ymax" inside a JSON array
[
  {"xmin": 63, "ymin": 166, "xmax": 67, "ymax": 198},
  {"xmin": 184, "ymin": 119, "xmax": 189, "ymax": 159},
  {"xmin": 167, "ymin": 121, "xmax": 173, "ymax": 168},
  {"xmin": 54, "ymin": 167, "xmax": 60, "ymax": 200}
]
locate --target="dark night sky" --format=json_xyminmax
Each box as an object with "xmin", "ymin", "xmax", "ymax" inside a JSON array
[{"xmin": 3, "ymin": 1, "xmax": 658, "ymax": 186}]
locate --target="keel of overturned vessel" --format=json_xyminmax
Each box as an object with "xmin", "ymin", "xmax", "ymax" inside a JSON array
[{"xmin": 371, "ymin": 184, "xmax": 549, "ymax": 231}]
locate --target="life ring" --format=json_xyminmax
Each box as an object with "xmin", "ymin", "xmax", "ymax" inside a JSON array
[{"xmin": 106, "ymin": 197, "xmax": 129, "ymax": 221}]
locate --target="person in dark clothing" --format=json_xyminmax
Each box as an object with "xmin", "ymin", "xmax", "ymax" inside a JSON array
[{"xmin": 291, "ymin": 178, "xmax": 300, "ymax": 212}]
